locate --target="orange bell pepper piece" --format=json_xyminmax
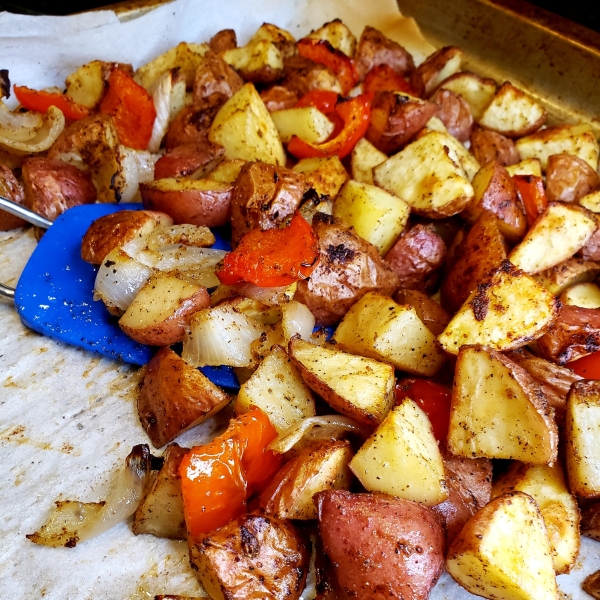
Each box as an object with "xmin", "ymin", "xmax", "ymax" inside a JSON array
[
  {"xmin": 513, "ymin": 174, "xmax": 548, "ymax": 227},
  {"xmin": 14, "ymin": 85, "xmax": 90, "ymax": 121},
  {"xmin": 99, "ymin": 69, "xmax": 156, "ymax": 150},
  {"xmin": 216, "ymin": 212, "xmax": 319, "ymax": 288},
  {"xmin": 363, "ymin": 64, "xmax": 416, "ymax": 95}
]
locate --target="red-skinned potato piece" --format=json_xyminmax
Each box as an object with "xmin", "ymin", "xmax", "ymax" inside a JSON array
[
  {"xmin": 260, "ymin": 85, "xmax": 299, "ymax": 112},
  {"xmin": 393, "ymin": 289, "xmax": 450, "ymax": 336},
  {"xmin": 354, "ymin": 25, "xmax": 415, "ymax": 80},
  {"xmin": 0, "ymin": 164, "xmax": 27, "ymax": 230},
  {"xmin": 470, "ymin": 129, "xmax": 520, "ymax": 167},
  {"xmin": 581, "ymin": 224, "xmax": 600, "ymax": 261},
  {"xmin": 140, "ymin": 178, "xmax": 232, "ymax": 227},
  {"xmin": 538, "ymin": 304, "xmax": 600, "ymax": 364},
  {"xmin": 21, "ymin": 157, "xmax": 96, "ymax": 221},
  {"xmin": 409, "ymin": 46, "xmax": 462, "ymax": 98},
  {"xmin": 282, "ymin": 55, "xmax": 342, "ymax": 98},
  {"xmin": 164, "ymin": 101, "xmax": 223, "ymax": 151},
  {"xmin": 193, "ymin": 51, "xmax": 243, "ymax": 105},
  {"xmin": 209, "ymin": 28, "xmax": 237, "ymax": 54},
  {"xmin": 316, "ymin": 490, "xmax": 445, "ymax": 600},
  {"xmin": 366, "ymin": 90, "xmax": 438, "ymax": 155},
  {"xmin": 137, "ymin": 347, "xmax": 230, "ymax": 448},
  {"xmin": 384, "ymin": 223, "xmax": 446, "ymax": 291},
  {"xmin": 546, "ymin": 153, "xmax": 600, "ymax": 203},
  {"xmin": 294, "ymin": 213, "xmax": 400, "ymax": 326},
  {"xmin": 430, "ymin": 88, "xmax": 473, "ymax": 142},
  {"xmin": 153, "ymin": 141, "xmax": 225, "ymax": 180}
]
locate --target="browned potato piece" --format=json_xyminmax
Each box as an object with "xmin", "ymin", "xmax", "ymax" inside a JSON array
[
  {"xmin": 193, "ymin": 51, "xmax": 243, "ymax": 105},
  {"xmin": 409, "ymin": 46, "xmax": 463, "ymax": 97},
  {"xmin": 316, "ymin": 490, "xmax": 445, "ymax": 600},
  {"xmin": 461, "ymin": 160, "xmax": 526, "ymax": 242},
  {"xmin": 393, "ymin": 289, "xmax": 450, "ymax": 335},
  {"xmin": 581, "ymin": 225, "xmax": 600, "ymax": 261},
  {"xmin": 0, "ymin": 163, "xmax": 26, "ymax": 230},
  {"xmin": 81, "ymin": 210, "xmax": 173, "ymax": 265},
  {"xmin": 259, "ymin": 85, "xmax": 299, "ymax": 112},
  {"xmin": 282, "ymin": 55, "xmax": 342, "ymax": 97},
  {"xmin": 230, "ymin": 161, "xmax": 308, "ymax": 245},
  {"xmin": 164, "ymin": 101, "xmax": 222, "ymax": 151},
  {"xmin": 138, "ymin": 347, "xmax": 230, "ymax": 448},
  {"xmin": 583, "ymin": 572, "xmax": 600, "ymax": 600},
  {"xmin": 581, "ymin": 501, "xmax": 600, "ymax": 541},
  {"xmin": 384, "ymin": 223, "xmax": 446, "ymax": 291},
  {"xmin": 190, "ymin": 512, "xmax": 309, "ymax": 600},
  {"xmin": 294, "ymin": 213, "xmax": 400, "ymax": 325},
  {"xmin": 441, "ymin": 212, "xmax": 507, "ymax": 312},
  {"xmin": 430, "ymin": 88, "xmax": 473, "ymax": 142},
  {"xmin": 433, "ymin": 454, "xmax": 492, "ymax": 543},
  {"xmin": 534, "ymin": 257, "xmax": 600, "ymax": 295},
  {"xmin": 470, "ymin": 129, "xmax": 520, "ymax": 167},
  {"xmin": 546, "ymin": 153, "xmax": 600, "ymax": 203},
  {"xmin": 153, "ymin": 141, "xmax": 225, "ymax": 180},
  {"xmin": 21, "ymin": 157, "xmax": 96, "ymax": 221},
  {"xmin": 260, "ymin": 440, "xmax": 353, "ymax": 520},
  {"xmin": 366, "ymin": 91, "xmax": 438, "ymax": 155},
  {"xmin": 537, "ymin": 304, "xmax": 600, "ymax": 364},
  {"xmin": 140, "ymin": 178, "xmax": 232, "ymax": 227},
  {"xmin": 132, "ymin": 443, "xmax": 188, "ymax": 539},
  {"xmin": 354, "ymin": 25, "xmax": 415, "ymax": 79},
  {"xmin": 209, "ymin": 28, "xmax": 237, "ymax": 53}
]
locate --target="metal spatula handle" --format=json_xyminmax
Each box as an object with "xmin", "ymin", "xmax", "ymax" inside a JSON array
[{"xmin": 0, "ymin": 196, "xmax": 52, "ymax": 299}]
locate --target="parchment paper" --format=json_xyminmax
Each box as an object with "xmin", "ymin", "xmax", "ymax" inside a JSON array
[{"xmin": 0, "ymin": 1, "xmax": 598, "ymax": 598}]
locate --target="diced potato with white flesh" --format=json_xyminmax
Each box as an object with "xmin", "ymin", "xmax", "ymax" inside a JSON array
[
  {"xmin": 260, "ymin": 440, "xmax": 353, "ymax": 520},
  {"xmin": 350, "ymin": 138, "xmax": 387, "ymax": 185},
  {"xmin": 411, "ymin": 46, "xmax": 463, "ymax": 97},
  {"xmin": 533, "ymin": 258, "xmax": 600, "ymax": 296},
  {"xmin": 271, "ymin": 107, "xmax": 334, "ymax": 144},
  {"xmin": 439, "ymin": 71, "xmax": 497, "ymax": 120},
  {"xmin": 289, "ymin": 338, "xmax": 395, "ymax": 428},
  {"xmin": 516, "ymin": 123, "xmax": 600, "ymax": 171},
  {"xmin": 65, "ymin": 60, "xmax": 116, "ymax": 109},
  {"xmin": 333, "ymin": 292, "xmax": 445, "ymax": 376},
  {"xmin": 305, "ymin": 19, "xmax": 357, "ymax": 57},
  {"xmin": 566, "ymin": 380, "xmax": 600, "ymax": 497},
  {"xmin": 479, "ymin": 82, "xmax": 546, "ymax": 138},
  {"xmin": 491, "ymin": 462, "xmax": 580, "ymax": 574},
  {"xmin": 208, "ymin": 82, "xmax": 286, "ymax": 166},
  {"xmin": 448, "ymin": 345, "xmax": 559, "ymax": 465},
  {"xmin": 292, "ymin": 156, "xmax": 348, "ymax": 198},
  {"xmin": 333, "ymin": 180, "xmax": 410, "ymax": 255},
  {"xmin": 422, "ymin": 115, "xmax": 448, "ymax": 133},
  {"xmin": 561, "ymin": 282, "xmax": 600, "ymax": 309},
  {"xmin": 134, "ymin": 42, "xmax": 209, "ymax": 91},
  {"xmin": 580, "ymin": 190, "xmax": 600, "ymax": 214},
  {"xmin": 205, "ymin": 158, "xmax": 246, "ymax": 185},
  {"xmin": 437, "ymin": 260, "xmax": 559, "ymax": 355},
  {"xmin": 373, "ymin": 131, "xmax": 474, "ymax": 219},
  {"xmin": 509, "ymin": 203, "xmax": 597, "ymax": 275},
  {"xmin": 222, "ymin": 40, "xmax": 283, "ymax": 82},
  {"xmin": 447, "ymin": 492, "xmax": 559, "ymax": 600},
  {"xmin": 249, "ymin": 23, "xmax": 295, "ymax": 49},
  {"xmin": 234, "ymin": 345, "xmax": 316, "ymax": 433},
  {"xmin": 506, "ymin": 157, "xmax": 543, "ymax": 178},
  {"xmin": 350, "ymin": 399, "xmax": 448, "ymax": 506}
]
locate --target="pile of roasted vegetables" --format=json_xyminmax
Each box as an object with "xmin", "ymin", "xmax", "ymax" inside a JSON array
[{"xmin": 6, "ymin": 14, "xmax": 600, "ymax": 600}]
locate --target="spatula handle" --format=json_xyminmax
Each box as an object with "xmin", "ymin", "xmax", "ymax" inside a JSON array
[{"xmin": 0, "ymin": 195, "xmax": 53, "ymax": 229}]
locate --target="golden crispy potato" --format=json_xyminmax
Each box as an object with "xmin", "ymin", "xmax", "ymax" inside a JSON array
[
  {"xmin": 566, "ymin": 381, "xmax": 600, "ymax": 497},
  {"xmin": 580, "ymin": 190, "xmax": 600, "ymax": 213},
  {"xmin": 132, "ymin": 443, "xmax": 188, "ymax": 539},
  {"xmin": 470, "ymin": 129, "xmax": 520, "ymax": 167},
  {"xmin": 140, "ymin": 178, "xmax": 232, "ymax": 228},
  {"xmin": 439, "ymin": 71, "xmax": 497, "ymax": 120},
  {"xmin": 430, "ymin": 88, "xmax": 473, "ymax": 142},
  {"xmin": 350, "ymin": 399, "xmax": 448, "ymax": 505},
  {"xmin": 0, "ymin": 163, "xmax": 26, "ymax": 230},
  {"xmin": 350, "ymin": 137, "xmax": 387, "ymax": 185},
  {"xmin": 294, "ymin": 214, "xmax": 399, "ymax": 326},
  {"xmin": 138, "ymin": 347, "xmax": 230, "ymax": 448},
  {"xmin": 260, "ymin": 440, "xmax": 353, "ymax": 520},
  {"xmin": 448, "ymin": 345, "xmax": 559, "ymax": 464},
  {"xmin": 492, "ymin": 461, "xmax": 580, "ymax": 574},
  {"xmin": 333, "ymin": 291, "xmax": 445, "ymax": 376},
  {"xmin": 506, "ymin": 157, "xmax": 543, "ymax": 177},
  {"xmin": 561, "ymin": 281, "xmax": 600, "ymax": 308},
  {"xmin": 81, "ymin": 210, "xmax": 173, "ymax": 265},
  {"xmin": 223, "ymin": 40, "xmax": 285, "ymax": 84},
  {"xmin": 546, "ymin": 153, "xmax": 600, "ymax": 203},
  {"xmin": 190, "ymin": 512, "xmax": 309, "ymax": 600},
  {"xmin": 292, "ymin": 155, "xmax": 348, "ymax": 198},
  {"xmin": 153, "ymin": 141, "xmax": 225, "ymax": 180},
  {"xmin": 410, "ymin": 46, "xmax": 462, "ymax": 97},
  {"xmin": 271, "ymin": 107, "xmax": 334, "ymax": 144},
  {"xmin": 533, "ymin": 257, "xmax": 600, "ymax": 295},
  {"xmin": 438, "ymin": 260, "xmax": 559, "ymax": 355},
  {"xmin": 354, "ymin": 25, "xmax": 415, "ymax": 79},
  {"xmin": 446, "ymin": 492, "xmax": 559, "ymax": 600},
  {"xmin": 316, "ymin": 491, "xmax": 445, "ymax": 600},
  {"xmin": 289, "ymin": 337, "xmax": 395, "ymax": 428},
  {"xmin": 281, "ymin": 55, "xmax": 342, "ymax": 97},
  {"xmin": 393, "ymin": 289, "xmax": 450, "ymax": 335},
  {"xmin": 305, "ymin": 19, "xmax": 356, "ymax": 57},
  {"xmin": 65, "ymin": 60, "xmax": 132, "ymax": 109},
  {"xmin": 21, "ymin": 157, "xmax": 96, "ymax": 221}
]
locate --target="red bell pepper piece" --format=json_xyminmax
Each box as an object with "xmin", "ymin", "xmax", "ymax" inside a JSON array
[
  {"xmin": 395, "ymin": 379, "xmax": 452, "ymax": 445},
  {"xmin": 180, "ymin": 407, "xmax": 281, "ymax": 538},
  {"xmin": 99, "ymin": 69, "xmax": 156, "ymax": 150},
  {"xmin": 216, "ymin": 212, "xmax": 319, "ymax": 288},
  {"xmin": 14, "ymin": 85, "xmax": 90, "ymax": 121},
  {"xmin": 363, "ymin": 64, "xmax": 416, "ymax": 95},
  {"xmin": 513, "ymin": 174, "xmax": 548, "ymax": 227},
  {"xmin": 297, "ymin": 38, "xmax": 358, "ymax": 95},
  {"xmin": 568, "ymin": 351, "xmax": 600, "ymax": 379},
  {"xmin": 287, "ymin": 93, "xmax": 373, "ymax": 160}
]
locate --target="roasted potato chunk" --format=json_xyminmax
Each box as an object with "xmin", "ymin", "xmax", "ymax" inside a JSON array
[
  {"xmin": 470, "ymin": 129, "xmax": 520, "ymax": 167},
  {"xmin": 534, "ymin": 256, "xmax": 600, "ymax": 295},
  {"xmin": 430, "ymin": 88, "xmax": 473, "ymax": 142},
  {"xmin": 409, "ymin": 45, "xmax": 462, "ymax": 97},
  {"xmin": 190, "ymin": 512, "xmax": 309, "ymax": 600},
  {"xmin": 193, "ymin": 51, "xmax": 244, "ymax": 104},
  {"xmin": 282, "ymin": 55, "xmax": 342, "ymax": 97},
  {"xmin": 439, "ymin": 71, "xmax": 497, "ymax": 120},
  {"xmin": 545, "ymin": 153, "xmax": 600, "ymax": 203},
  {"xmin": 305, "ymin": 19, "xmax": 356, "ymax": 57},
  {"xmin": 393, "ymin": 289, "xmax": 450, "ymax": 335},
  {"xmin": 209, "ymin": 28, "xmax": 237, "ymax": 54},
  {"xmin": 259, "ymin": 85, "xmax": 299, "ymax": 112},
  {"xmin": 153, "ymin": 141, "xmax": 225, "ymax": 180},
  {"xmin": 292, "ymin": 156, "xmax": 348, "ymax": 198},
  {"xmin": 137, "ymin": 347, "xmax": 230, "ymax": 448},
  {"xmin": 316, "ymin": 490, "xmax": 445, "ymax": 600},
  {"xmin": 0, "ymin": 163, "xmax": 26, "ymax": 230},
  {"xmin": 164, "ymin": 102, "xmax": 222, "ymax": 151},
  {"xmin": 350, "ymin": 137, "xmax": 387, "ymax": 185},
  {"xmin": 354, "ymin": 25, "xmax": 415, "ymax": 79}
]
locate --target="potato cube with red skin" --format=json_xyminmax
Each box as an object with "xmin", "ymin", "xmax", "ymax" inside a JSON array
[
  {"xmin": 470, "ymin": 129, "xmax": 520, "ymax": 167},
  {"xmin": 0, "ymin": 164, "xmax": 26, "ymax": 230},
  {"xmin": 316, "ymin": 490, "xmax": 445, "ymax": 600},
  {"xmin": 430, "ymin": 88, "xmax": 473, "ymax": 142},
  {"xmin": 153, "ymin": 141, "xmax": 225, "ymax": 180},
  {"xmin": 546, "ymin": 153, "xmax": 600, "ymax": 203}
]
